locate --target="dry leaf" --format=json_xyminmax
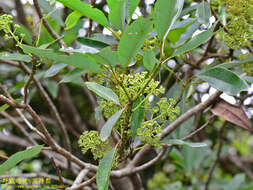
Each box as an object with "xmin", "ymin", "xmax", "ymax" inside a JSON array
[{"xmin": 211, "ymin": 98, "xmax": 252, "ymax": 131}]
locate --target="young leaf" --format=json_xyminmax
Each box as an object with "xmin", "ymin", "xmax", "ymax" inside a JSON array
[
  {"xmin": 171, "ymin": 25, "xmax": 214, "ymax": 58},
  {"xmin": 22, "ymin": 45, "xmax": 102, "ymax": 73},
  {"xmin": 143, "ymin": 49, "xmax": 158, "ymax": 71},
  {"xmin": 154, "ymin": 0, "xmax": 184, "ymax": 40},
  {"xmin": 196, "ymin": 1, "xmax": 212, "ymax": 25},
  {"xmin": 0, "ymin": 52, "xmax": 32, "ymax": 62},
  {"xmin": 211, "ymin": 99, "xmax": 252, "ymax": 131},
  {"xmin": 118, "ymin": 17, "xmax": 153, "ymax": 67},
  {"xmin": 85, "ymin": 82, "xmax": 120, "ymax": 105},
  {"xmin": 107, "ymin": 0, "xmax": 125, "ymax": 30},
  {"xmin": 100, "ymin": 108, "xmax": 125, "ymax": 141},
  {"xmin": 165, "ymin": 139, "xmax": 208, "ymax": 148},
  {"xmin": 197, "ymin": 67, "xmax": 248, "ymax": 95},
  {"xmin": 44, "ymin": 63, "xmax": 67, "ymax": 78},
  {"xmin": 131, "ymin": 97, "xmax": 145, "ymax": 138},
  {"xmin": 96, "ymin": 149, "xmax": 116, "ymax": 190},
  {"xmin": 65, "ymin": 10, "xmax": 82, "ymax": 30},
  {"xmin": 55, "ymin": 0, "xmax": 108, "ymax": 27},
  {"xmin": 0, "ymin": 145, "xmax": 44, "ymax": 174}
]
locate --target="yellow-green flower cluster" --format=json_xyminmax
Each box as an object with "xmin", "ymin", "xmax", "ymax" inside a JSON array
[
  {"xmin": 137, "ymin": 120, "xmax": 162, "ymax": 147},
  {"xmin": 100, "ymin": 71, "xmax": 164, "ymax": 131},
  {"xmin": 0, "ymin": 14, "xmax": 25, "ymax": 46},
  {"xmin": 78, "ymin": 130, "xmax": 111, "ymax": 160},
  {"xmin": 224, "ymin": 0, "xmax": 253, "ymax": 49},
  {"xmin": 241, "ymin": 53, "xmax": 253, "ymax": 76}
]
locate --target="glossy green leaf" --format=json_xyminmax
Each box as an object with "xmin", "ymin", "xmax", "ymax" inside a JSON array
[
  {"xmin": 85, "ymin": 82, "xmax": 120, "ymax": 104},
  {"xmin": 89, "ymin": 33, "xmax": 118, "ymax": 45},
  {"xmin": 91, "ymin": 47, "xmax": 119, "ymax": 67},
  {"xmin": 171, "ymin": 25, "xmax": 215, "ymax": 58},
  {"xmin": 44, "ymin": 63, "xmax": 67, "ymax": 78},
  {"xmin": 165, "ymin": 139, "xmax": 208, "ymax": 148},
  {"xmin": 100, "ymin": 108, "xmax": 125, "ymax": 141},
  {"xmin": 126, "ymin": 0, "xmax": 140, "ymax": 21},
  {"xmin": 154, "ymin": 0, "xmax": 184, "ymax": 40},
  {"xmin": 197, "ymin": 67, "xmax": 248, "ymax": 95},
  {"xmin": 63, "ymin": 20, "xmax": 83, "ymax": 45},
  {"xmin": 196, "ymin": 1, "xmax": 212, "ymax": 25},
  {"xmin": 77, "ymin": 37, "xmax": 109, "ymax": 49},
  {"xmin": 22, "ymin": 45, "xmax": 102, "ymax": 73},
  {"xmin": 65, "ymin": 10, "xmax": 82, "ymax": 30},
  {"xmin": 107, "ymin": 0, "xmax": 125, "ymax": 30},
  {"xmin": 56, "ymin": 0, "xmax": 108, "ymax": 27},
  {"xmin": 97, "ymin": 149, "xmax": 116, "ymax": 190},
  {"xmin": 0, "ymin": 145, "xmax": 44, "ymax": 174},
  {"xmin": 0, "ymin": 52, "xmax": 32, "ymax": 62},
  {"xmin": 219, "ymin": 56, "xmax": 253, "ymax": 68},
  {"xmin": 131, "ymin": 97, "xmax": 145, "ymax": 138},
  {"xmin": 143, "ymin": 49, "xmax": 158, "ymax": 71},
  {"xmin": 118, "ymin": 17, "xmax": 153, "ymax": 67}
]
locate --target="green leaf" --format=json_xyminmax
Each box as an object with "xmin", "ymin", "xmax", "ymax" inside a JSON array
[
  {"xmin": 47, "ymin": 81, "xmax": 59, "ymax": 99},
  {"xmin": 65, "ymin": 11, "xmax": 82, "ymax": 30},
  {"xmin": 100, "ymin": 108, "xmax": 125, "ymax": 141},
  {"xmin": 0, "ymin": 104, "xmax": 10, "ymax": 112},
  {"xmin": 44, "ymin": 63, "xmax": 67, "ymax": 78},
  {"xmin": 143, "ymin": 49, "xmax": 158, "ymax": 71},
  {"xmin": 63, "ymin": 20, "xmax": 83, "ymax": 45},
  {"xmin": 60, "ymin": 68, "xmax": 85, "ymax": 87},
  {"xmin": 0, "ymin": 145, "xmax": 44, "ymax": 174},
  {"xmin": 118, "ymin": 17, "xmax": 153, "ymax": 67},
  {"xmin": 131, "ymin": 97, "xmax": 145, "ymax": 138},
  {"xmin": 219, "ymin": 56, "xmax": 253, "ymax": 68},
  {"xmin": 197, "ymin": 67, "xmax": 248, "ymax": 95},
  {"xmin": 77, "ymin": 37, "xmax": 109, "ymax": 49},
  {"xmin": 171, "ymin": 25, "xmax": 215, "ymax": 58},
  {"xmin": 107, "ymin": 0, "xmax": 126, "ymax": 30},
  {"xmin": 89, "ymin": 33, "xmax": 118, "ymax": 45},
  {"xmin": 97, "ymin": 149, "xmax": 116, "ymax": 190},
  {"xmin": 55, "ymin": 0, "xmax": 108, "ymax": 27},
  {"xmin": 154, "ymin": 0, "xmax": 184, "ymax": 40},
  {"xmin": 165, "ymin": 139, "xmax": 208, "ymax": 148},
  {"xmin": 22, "ymin": 45, "xmax": 102, "ymax": 73},
  {"xmin": 242, "ymin": 76, "xmax": 253, "ymax": 83},
  {"xmin": 196, "ymin": 1, "xmax": 212, "ymax": 25},
  {"xmin": 126, "ymin": 0, "xmax": 140, "ymax": 21},
  {"xmin": 91, "ymin": 47, "xmax": 119, "ymax": 67},
  {"xmin": 85, "ymin": 82, "xmax": 120, "ymax": 104},
  {"xmin": 0, "ymin": 52, "xmax": 32, "ymax": 62}
]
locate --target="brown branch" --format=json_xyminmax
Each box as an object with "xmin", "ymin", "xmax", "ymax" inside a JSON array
[
  {"xmin": 23, "ymin": 64, "xmax": 36, "ymax": 104},
  {"xmin": 19, "ymin": 62, "xmax": 72, "ymax": 155},
  {"xmin": 51, "ymin": 157, "xmax": 64, "ymax": 185},
  {"xmin": 181, "ymin": 115, "xmax": 216, "ymax": 141},
  {"xmin": 0, "ymin": 154, "xmax": 8, "ymax": 161},
  {"xmin": 160, "ymin": 91, "xmax": 222, "ymax": 139},
  {"xmin": 33, "ymin": 0, "xmax": 66, "ymax": 47},
  {"xmin": 205, "ymin": 123, "xmax": 225, "ymax": 190},
  {"xmin": 66, "ymin": 169, "xmax": 89, "ymax": 190},
  {"xmin": 66, "ymin": 175, "xmax": 96, "ymax": 190}
]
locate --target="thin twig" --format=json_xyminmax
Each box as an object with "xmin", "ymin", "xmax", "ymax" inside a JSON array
[
  {"xmin": 33, "ymin": 0, "xmax": 66, "ymax": 47},
  {"xmin": 66, "ymin": 175, "xmax": 96, "ymax": 190},
  {"xmin": 181, "ymin": 115, "xmax": 216, "ymax": 141},
  {"xmin": 51, "ymin": 157, "xmax": 64, "ymax": 185},
  {"xmin": 205, "ymin": 123, "xmax": 225, "ymax": 190},
  {"xmin": 23, "ymin": 64, "xmax": 36, "ymax": 104}
]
